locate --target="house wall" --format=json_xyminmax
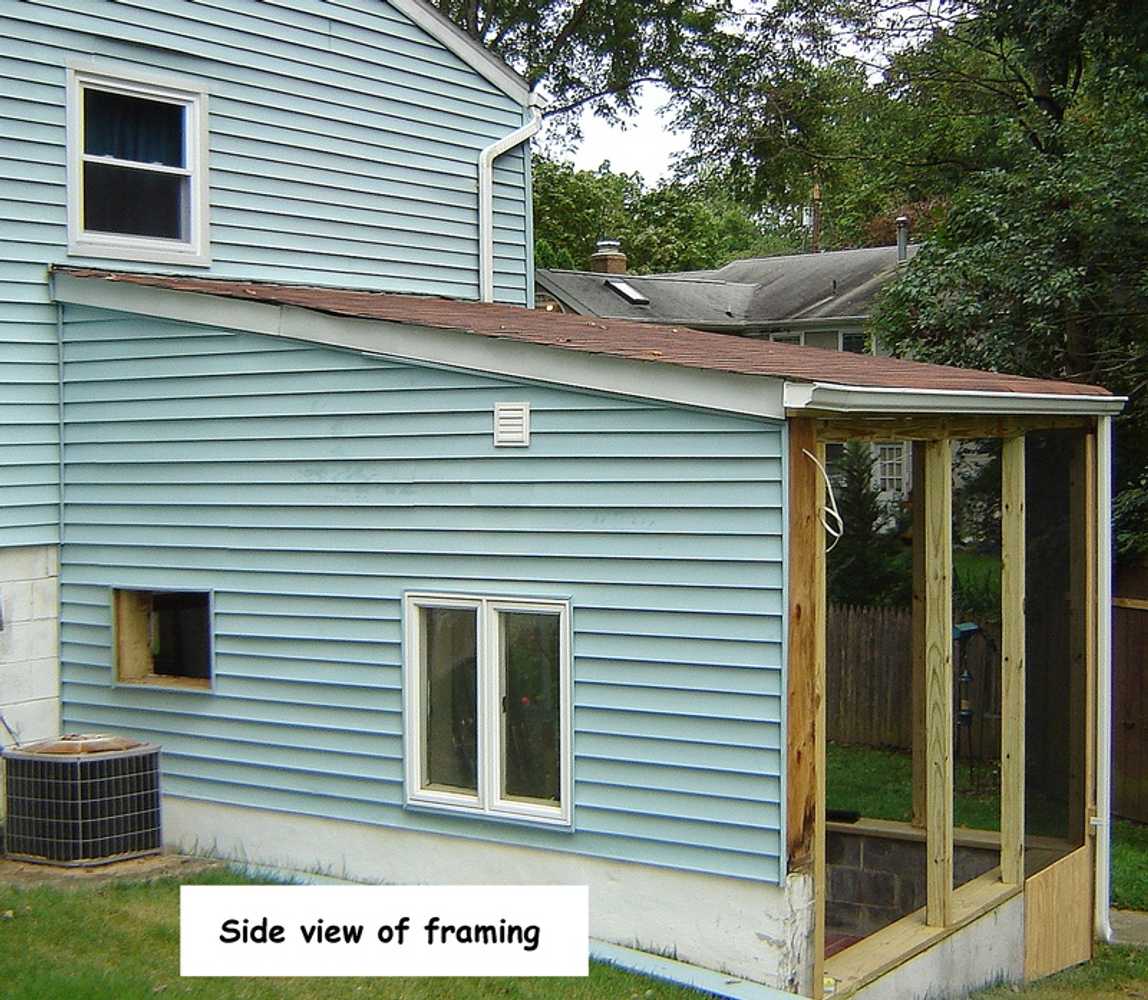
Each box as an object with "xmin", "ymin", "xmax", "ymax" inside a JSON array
[
  {"xmin": 57, "ymin": 304, "xmax": 787, "ymax": 887},
  {"xmin": 0, "ymin": 0, "xmax": 531, "ymax": 550}
]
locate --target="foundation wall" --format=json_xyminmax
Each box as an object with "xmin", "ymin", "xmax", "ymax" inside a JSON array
[
  {"xmin": 165, "ymin": 797, "xmax": 814, "ymax": 992},
  {"xmin": 827, "ymin": 829, "xmax": 998, "ymax": 937},
  {"xmin": 0, "ymin": 546, "xmax": 59, "ymax": 742},
  {"xmin": 0, "ymin": 545, "xmax": 59, "ymax": 821},
  {"xmin": 849, "ymin": 893, "xmax": 1024, "ymax": 1000}
]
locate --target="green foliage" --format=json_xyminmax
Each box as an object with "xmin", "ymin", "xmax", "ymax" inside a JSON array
[
  {"xmin": 531, "ymin": 154, "xmax": 801, "ymax": 272},
  {"xmin": 826, "ymin": 442, "xmax": 910, "ymax": 607},
  {"xmin": 430, "ymin": 0, "xmax": 727, "ymax": 130},
  {"xmin": 1114, "ymin": 470, "xmax": 1148, "ymax": 565}
]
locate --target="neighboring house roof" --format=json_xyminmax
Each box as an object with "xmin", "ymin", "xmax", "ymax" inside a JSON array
[
  {"xmin": 53, "ymin": 269, "xmax": 1119, "ymax": 418},
  {"xmin": 536, "ymin": 245, "xmax": 920, "ymax": 329},
  {"xmin": 389, "ymin": 0, "xmax": 531, "ymax": 106}
]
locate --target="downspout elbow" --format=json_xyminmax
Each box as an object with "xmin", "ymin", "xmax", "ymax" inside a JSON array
[{"xmin": 478, "ymin": 93, "xmax": 543, "ymax": 303}]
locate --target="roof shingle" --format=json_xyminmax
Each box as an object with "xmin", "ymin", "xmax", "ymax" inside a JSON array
[{"xmin": 56, "ymin": 268, "xmax": 1111, "ymax": 399}]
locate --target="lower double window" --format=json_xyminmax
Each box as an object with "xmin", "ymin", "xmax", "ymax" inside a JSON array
[{"xmin": 403, "ymin": 594, "xmax": 572, "ymax": 826}]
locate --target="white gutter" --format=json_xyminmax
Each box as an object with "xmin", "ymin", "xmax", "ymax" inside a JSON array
[
  {"xmin": 1095, "ymin": 413, "xmax": 1114, "ymax": 943},
  {"xmin": 783, "ymin": 380, "xmax": 1127, "ymax": 417},
  {"xmin": 478, "ymin": 94, "xmax": 544, "ymax": 303}
]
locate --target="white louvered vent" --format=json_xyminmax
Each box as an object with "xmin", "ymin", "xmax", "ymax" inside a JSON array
[{"xmin": 493, "ymin": 402, "xmax": 530, "ymax": 447}]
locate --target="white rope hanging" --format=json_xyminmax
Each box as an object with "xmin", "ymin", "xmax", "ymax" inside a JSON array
[{"xmin": 802, "ymin": 448, "xmax": 844, "ymax": 552}]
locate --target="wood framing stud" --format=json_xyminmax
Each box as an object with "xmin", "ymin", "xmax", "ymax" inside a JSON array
[
  {"xmin": 813, "ymin": 414, "xmax": 1092, "ymax": 444},
  {"xmin": 911, "ymin": 443, "xmax": 927, "ymax": 828},
  {"xmin": 924, "ymin": 438, "xmax": 954, "ymax": 927},
  {"xmin": 785, "ymin": 418, "xmax": 826, "ymax": 997},
  {"xmin": 1000, "ymin": 435, "xmax": 1026, "ymax": 885}
]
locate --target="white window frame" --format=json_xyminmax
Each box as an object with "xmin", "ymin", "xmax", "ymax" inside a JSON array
[
  {"xmin": 877, "ymin": 442, "xmax": 907, "ymax": 495},
  {"xmin": 403, "ymin": 592, "xmax": 573, "ymax": 827},
  {"xmin": 66, "ymin": 63, "xmax": 211, "ymax": 267}
]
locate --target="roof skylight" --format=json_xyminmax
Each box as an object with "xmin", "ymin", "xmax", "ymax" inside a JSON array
[{"xmin": 605, "ymin": 279, "xmax": 650, "ymax": 305}]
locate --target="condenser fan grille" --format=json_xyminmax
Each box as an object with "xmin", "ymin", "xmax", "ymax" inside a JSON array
[{"xmin": 3, "ymin": 741, "xmax": 161, "ymax": 866}]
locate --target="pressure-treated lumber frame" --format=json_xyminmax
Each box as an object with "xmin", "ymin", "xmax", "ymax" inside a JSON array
[
  {"xmin": 786, "ymin": 417, "xmax": 827, "ymax": 996},
  {"xmin": 923, "ymin": 438, "xmax": 954, "ymax": 927},
  {"xmin": 1000, "ymin": 435, "xmax": 1026, "ymax": 885}
]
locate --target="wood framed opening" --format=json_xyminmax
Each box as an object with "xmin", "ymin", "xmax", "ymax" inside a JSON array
[{"xmin": 787, "ymin": 415, "xmax": 1099, "ymax": 998}]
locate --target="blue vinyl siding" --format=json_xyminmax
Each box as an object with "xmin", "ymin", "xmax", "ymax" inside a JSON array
[
  {"xmin": 0, "ymin": 0, "xmax": 530, "ymax": 547},
  {"xmin": 59, "ymin": 306, "xmax": 786, "ymax": 883}
]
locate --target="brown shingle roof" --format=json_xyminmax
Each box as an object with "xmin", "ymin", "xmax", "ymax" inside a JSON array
[{"xmin": 57, "ymin": 268, "xmax": 1111, "ymax": 399}]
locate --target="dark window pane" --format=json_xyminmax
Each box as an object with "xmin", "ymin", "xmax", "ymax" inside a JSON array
[
  {"xmin": 84, "ymin": 162, "xmax": 186, "ymax": 240},
  {"xmin": 84, "ymin": 89, "xmax": 184, "ymax": 167},
  {"xmin": 151, "ymin": 592, "xmax": 211, "ymax": 679},
  {"xmin": 422, "ymin": 607, "xmax": 478, "ymax": 795},
  {"xmin": 842, "ymin": 332, "xmax": 868, "ymax": 354},
  {"xmin": 501, "ymin": 611, "xmax": 561, "ymax": 805}
]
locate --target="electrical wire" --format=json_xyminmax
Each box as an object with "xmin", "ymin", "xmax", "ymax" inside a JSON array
[{"xmin": 802, "ymin": 448, "xmax": 844, "ymax": 552}]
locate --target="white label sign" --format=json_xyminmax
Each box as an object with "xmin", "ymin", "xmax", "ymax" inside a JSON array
[{"xmin": 180, "ymin": 885, "xmax": 589, "ymax": 977}]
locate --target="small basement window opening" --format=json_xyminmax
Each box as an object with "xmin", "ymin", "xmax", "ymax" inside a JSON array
[
  {"xmin": 604, "ymin": 279, "xmax": 649, "ymax": 305},
  {"xmin": 114, "ymin": 589, "xmax": 212, "ymax": 689}
]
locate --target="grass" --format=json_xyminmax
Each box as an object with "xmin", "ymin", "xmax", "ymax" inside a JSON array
[
  {"xmin": 826, "ymin": 742, "xmax": 1059, "ymax": 833},
  {"xmin": 0, "ymin": 868, "xmax": 703, "ymax": 1000},
  {"xmin": 972, "ymin": 945, "xmax": 1148, "ymax": 998},
  {"xmin": 1113, "ymin": 819, "xmax": 1148, "ymax": 911}
]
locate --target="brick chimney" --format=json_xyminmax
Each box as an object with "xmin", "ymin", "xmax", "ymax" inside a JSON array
[{"xmin": 589, "ymin": 238, "xmax": 627, "ymax": 274}]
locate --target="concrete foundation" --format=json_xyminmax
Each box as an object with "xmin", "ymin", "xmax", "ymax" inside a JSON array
[
  {"xmin": 165, "ymin": 796, "xmax": 812, "ymax": 991},
  {"xmin": 849, "ymin": 892, "xmax": 1024, "ymax": 999},
  {"xmin": 827, "ymin": 827, "xmax": 998, "ymax": 938}
]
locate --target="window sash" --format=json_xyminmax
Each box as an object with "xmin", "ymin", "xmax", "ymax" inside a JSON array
[{"xmin": 404, "ymin": 594, "xmax": 572, "ymax": 826}]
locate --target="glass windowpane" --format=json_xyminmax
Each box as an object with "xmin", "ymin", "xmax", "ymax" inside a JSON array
[
  {"xmin": 84, "ymin": 162, "xmax": 187, "ymax": 240},
  {"xmin": 84, "ymin": 89, "xmax": 185, "ymax": 167},
  {"xmin": 421, "ymin": 607, "xmax": 478, "ymax": 795},
  {"xmin": 500, "ymin": 611, "xmax": 561, "ymax": 805}
]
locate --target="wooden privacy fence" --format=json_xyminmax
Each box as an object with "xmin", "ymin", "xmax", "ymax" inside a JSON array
[
  {"xmin": 1113, "ymin": 599, "xmax": 1148, "ymax": 823},
  {"xmin": 826, "ymin": 604, "xmax": 1002, "ymax": 759}
]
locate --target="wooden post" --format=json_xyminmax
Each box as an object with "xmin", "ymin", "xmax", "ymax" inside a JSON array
[
  {"xmin": 911, "ymin": 443, "xmax": 927, "ymax": 828},
  {"xmin": 1000, "ymin": 435, "xmax": 1026, "ymax": 885},
  {"xmin": 924, "ymin": 438, "xmax": 953, "ymax": 927},
  {"xmin": 785, "ymin": 418, "xmax": 826, "ymax": 995}
]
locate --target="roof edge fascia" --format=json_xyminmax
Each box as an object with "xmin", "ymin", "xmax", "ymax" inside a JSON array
[
  {"xmin": 388, "ymin": 0, "xmax": 531, "ymax": 106},
  {"xmin": 51, "ymin": 271, "xmax": 786, "ymax": 421},
  {"xmin": 784, "ymin": 380, "xmax": 1125, "ymax": 417}
]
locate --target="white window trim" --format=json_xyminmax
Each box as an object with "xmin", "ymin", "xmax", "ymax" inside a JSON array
[
  {"xmin": 403, "ymin": 592, "xmax": 573, "ymax": 828},
  {"xmin": 66, "ymin": 63, "xmax": 211, "ymax": 267}
]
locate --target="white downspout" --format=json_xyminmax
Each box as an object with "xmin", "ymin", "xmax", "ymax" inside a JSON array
[
  {"xmin": 1095, "ymin": 413, "xmax": 1114, "ymax": 942},
  {"xmin": 478, "ymin": 93, "xmax": 544, "ymax": 303}
]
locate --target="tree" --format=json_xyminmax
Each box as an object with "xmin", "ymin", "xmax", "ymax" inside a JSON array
[
  {"xmin": 430, "ymin": 0, "xmax": 727, "ymax": 127},
  {"xmin": 531, "ymin": 155, "xmax": 801, "ymax": 272},
  {"xmin": 826, "ymin": 443, "xmax": 909, "ymax": 607}
]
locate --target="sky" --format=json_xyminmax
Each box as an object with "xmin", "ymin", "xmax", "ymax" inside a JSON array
[{"xmin": 541, "ymin": 84, "xmax": 689, "ymax": 185}]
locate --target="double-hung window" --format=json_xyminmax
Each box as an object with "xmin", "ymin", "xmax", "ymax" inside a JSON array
[
  {"xmin": 403, "ymin": 594, "xmax": 572, "ymax": 826},
  {"xmin": 67, "ymin": 66, "xmax": 210, "ymax": 265}
]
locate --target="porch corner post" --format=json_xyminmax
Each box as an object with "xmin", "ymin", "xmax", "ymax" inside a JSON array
[
  {"xmin": 1001, "ymin": 434, "xmax": 1026, "ymax": 885},
  {"xmin": 924, "ymin": 438, "xmax": 954, "ymax": 927}
]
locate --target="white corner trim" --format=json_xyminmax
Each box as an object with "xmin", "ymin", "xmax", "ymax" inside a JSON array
[
  {"xmin": 783, "ymin": 380, "xmax": 1126, "ymax": 417},
  {"xmin": 387, "ymin": 0, "xmax": 531, "ymax": 106},
  {"xmin": 50, "ymin": 272, "xmax": 787, "ymax": 419}
]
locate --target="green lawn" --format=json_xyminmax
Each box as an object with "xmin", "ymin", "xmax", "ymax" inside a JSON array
[
  {"xmin": 0, "ymin": 869, "xmax": 702, "ymax": 1000},
  {"xmin": 972, "ymin": 945, "xmax": 1148, "ymax": 998}
]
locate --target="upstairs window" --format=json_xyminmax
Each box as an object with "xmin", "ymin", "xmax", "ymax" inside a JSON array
[{"xmin": 68, "ymin": 67, "xmax": 209, "ymax": 265}]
